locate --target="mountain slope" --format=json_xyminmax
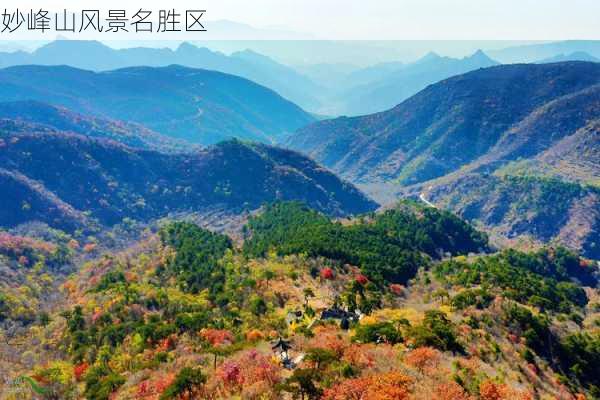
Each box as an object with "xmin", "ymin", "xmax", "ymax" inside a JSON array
[
  {"xmin": 0, "ymin": 128, "xmax": 377, "ymax": 231},
  {"xmin": 423, "ymin": 175, "xmax": 600, "ymax": 259},
  {"xmin": 513, "ymin": 120, "xmax": 600, "ymax": 185},
  {"xmin": 0, "ymin": 40, "xmax": 322, "ymax": 111},
  {"xmin": 0, "ymin": 100, "xmax": 194, "ymax": 152},
  {"xmin": 0, "ymin": 65, "xmax": 315, "ymax": 145},
  {"xmin": 288, "ymin": 62, "xmax": 600, "ymax": 258},
  {"xmin": 336, "ymin": 50, "xmax": 499, "ymax": 115},
  {"xmin": 288, "ymin": 62, "xmax": 600, "ymax": 186},
  {"xmin": 2, "ymin": 202, "xmax": 598, "ymax": 399}
]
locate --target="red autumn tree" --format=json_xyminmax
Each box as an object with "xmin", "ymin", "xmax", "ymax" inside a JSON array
[
  {"xmin": 74, "ymin": 362, "xmax": 89, "ymax": 381},
  {"xmin": 356, "ymin": 274, "xmax": 369, "ymax": 285},
  {"xmin": 321, "ymin": 267, "xmax": 334, "ymax": 280}
]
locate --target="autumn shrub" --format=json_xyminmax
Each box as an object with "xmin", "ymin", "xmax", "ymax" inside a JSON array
[
  {"xmin": 309, "ymin": 326, "xmax": 348, "ymax": 357},
  {"xmin": 404, "ymin": 347, "xmax": 441, "ymax": 373},
  {"xmin": 342, "ymin": 343, "xmax": 401, "ymax": 373},
  {"xmin": 200, "ymin": 328, "xmax": 234, "ymax": 347},
  {"xmin": 322, "ymin": 371, "xmax": 412, "ymax": 400},
  {"xmin": 246, "ymin": 329, "xmax": 264, "ymax": 342},
  {"xmin": 356, "ymin": 274, "xmax": 369, "ymax": 285},
  {"xmin": 479, "ymin": 380, "xmax": 532, "ymax": 400},
  {"xmin": 321, "ymin": 267, "xmax": 335, "ymax": 280},
  {"xmin": 431, "ymin": 381, "xmax": 473, "ymax": 400},
  {"xmin": 213, "ymin": 349, "xmax": 280, "ymax": 397}
]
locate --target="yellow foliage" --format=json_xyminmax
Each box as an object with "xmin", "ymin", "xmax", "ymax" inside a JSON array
[
  {"xmin": 34, "ymin": 360, "xmax": 74, "ymax": 385},
  {"xmin": 165, "ymin": 286, "xmax": 210, "ymax": 308},
  {"xmin": 360, "ymin": 315, "xmax": 379, "ymax": 325},
  {"xmin": 365, "ymin": 308, "xmax": 423, "ymax": 326},
  {"xmin": 438, "ymin": 305, "xmax": 453, "ymax": 316}
]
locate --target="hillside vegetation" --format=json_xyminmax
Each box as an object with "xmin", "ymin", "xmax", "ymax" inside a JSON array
[
  {"xmin": 1, "ymin": 202, "xmax": 598, "ymax": 400},
  {"xmin": 0, "ymin": 129, "xmax": 376, "ymax": 232},
  {"xmin": 286, "ymin": 62, "xmax": 600, "ymax": 258}
]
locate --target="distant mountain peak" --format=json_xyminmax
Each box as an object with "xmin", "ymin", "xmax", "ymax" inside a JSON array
[
  {"xmin": 231, "ymin": 49, "xmax": 276, "ymax": 65},
  {"xmin": 416, "ymin": 51, "xmax": 442, "ymax": 63},
  {"xmin": 464, "ymin": 49, "xmax": 497, "ymax": 64},
  {"xmin": 176, "ymin": 41, "xmax": 195, "ymax": 51},
  {"xmin": 538, "ymin": 51, "xmax": 600, "ymax": 64},
  {"xmin": 469, "ymin": 49, "xmax": 488, "ymax": 58},
  {"xmin": 38, "ymin": 39, "xmax": 108, "ymax": 51}
]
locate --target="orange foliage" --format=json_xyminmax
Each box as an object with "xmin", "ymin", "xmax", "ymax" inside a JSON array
[
  {"xmin": 62, "ymin": 280, "xmax": 77, "ymax": 294},
  {"xmin": 157, "ymin": 335, "xmax": 177, "ymax": 352},
  {"xmin": 343, "ymin": 344, "xmax": 376, "ymax": 369},
  {"xmin": 404, "ymin": 347, "xmax": 441, "ymax": 373},
  {"xmin": 479, "ymin": 381, "xmax": 506, "ymax": 400},
  {"xmin": 479, "ymin": 380, "xmax": 532, "ymax": 400},
  {"xmin": 200, "ymin": 328, "xmax": 234, "ymax": 347},
  {"xmin": 83, "ymin": 243, "xmax": 97, "ymax": 253},
  {"xmin": 310, "ymin": 325, "xmax": 348, "ymax": 357},
  {"xmin": 431, "ymin": 382, "xmax": 473, "ymax": 400},
  {"xmin": 246, "ymin": 329, "xmax": 264, "ymax": 342},
  {"xmin": 343, "ymin": 343, "xmax": 401, "ymax": 373},
  {"xmin": 0, "ymin": 232, "xmax": 57, "ymax": 254},
  {"xmin": 322, "ymin": 371, "xmax": 412, "ymax": 400},
  {"xmin": 212, "ymin": 349, "xmax": 280, "ymax": 397},
  {"xmin": 136, "ymin": 373, "xmax": 175, "ymax": 399}
]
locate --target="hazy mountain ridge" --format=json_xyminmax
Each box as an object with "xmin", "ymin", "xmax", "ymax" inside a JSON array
[
  {"xmin": 489, "ymin": 40, "xmax": 600, "ymax": 63},
  {"xmin": 0, "ymin": 64, "xmax": 315, "ymax": 145},
  {"xmin": 0, "ymin": 40, "xmax": 323, "ymax": 111},
  {"xmin": 335, "ymin": 50, "xmax": 499, "ymax": 115},
  {"xmin": 538, "ymin": 51, "xmax": 600, "ymax": 64}
]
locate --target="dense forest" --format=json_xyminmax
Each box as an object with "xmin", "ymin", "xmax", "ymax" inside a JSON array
[{"xmin": 243, "ymin": 201, "xmax": 488, "ymax": 285}]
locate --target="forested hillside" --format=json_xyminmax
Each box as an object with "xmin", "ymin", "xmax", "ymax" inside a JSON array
[
  {"xmin": 287, "ymin": 62, "xmax": 600, "ymax": 258},
  {"xmin": 1, "ymin": 202, "xmax": 598, "ymax": 400},
  {"xmin": 0, "ymin": 65, "xmax": 314, "ymax": 145},
  {"xmin": 0, "ymin": 129, "xmax": 376, "ymax": 231}
]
